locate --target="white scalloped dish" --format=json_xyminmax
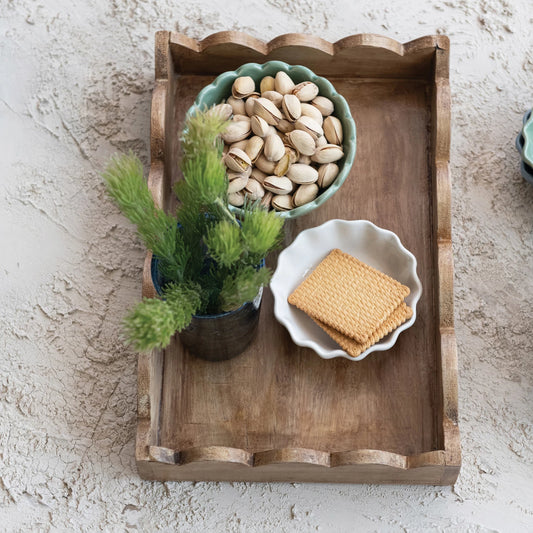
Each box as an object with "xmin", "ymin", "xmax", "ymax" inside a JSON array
[{"xmin": 270, "ymin": 219, "xmax": 422, "ymax": 361}]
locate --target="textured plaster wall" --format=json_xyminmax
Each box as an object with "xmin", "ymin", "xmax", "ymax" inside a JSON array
[{"xmin": 1, "ymin": 0, "xmax": 533, "ymax": 531}]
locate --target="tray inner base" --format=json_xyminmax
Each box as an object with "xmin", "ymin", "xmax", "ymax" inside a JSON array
[{"xmin": 158, "ymin": 75, "xmax": 440, "ymax": 456}]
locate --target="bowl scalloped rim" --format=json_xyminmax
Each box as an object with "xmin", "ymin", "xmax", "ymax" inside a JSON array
[{"xmin": 270, "ymin": 219, "xmax": 423, "ymax": 361}]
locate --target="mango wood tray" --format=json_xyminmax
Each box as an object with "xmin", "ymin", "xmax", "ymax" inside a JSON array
[{"xmin": 136, "ymin": 31, "xmax": 460, "ymax": 484}]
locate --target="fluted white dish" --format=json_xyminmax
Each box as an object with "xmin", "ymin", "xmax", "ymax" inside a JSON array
[{"xmin": 270, "ymin": 219, "xmax": 422, "ymax": 361}]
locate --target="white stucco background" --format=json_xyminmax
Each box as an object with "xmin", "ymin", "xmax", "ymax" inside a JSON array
[{"xmin": 1, "ymin": 0, "xmax": 533, "ymax": 531}]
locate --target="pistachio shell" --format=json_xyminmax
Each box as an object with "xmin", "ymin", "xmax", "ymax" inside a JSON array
[
  {"xmin": 221, "ymin": 120, "xmax": 251, "ymax": 143},
  {"xmin": 232, "ymin": 76, "xmax": 256, "ymax": 99},
  {"xmin": 261, "ymin": 191, "xmax": 273, "ymax": 209},
  {"xmin": 244, "ymin": 178, "xmax": 266, "ymax": 200},
  {"xmin": 281, "ymin": 94, "xmax": 302, "ymax": 122},
  {"xmin": 277, "ymin": 119, "xmax": 295, "ymax": 134},
  {"xmin": 260, "ymin": 76, "xmax": 276, "ymax": 93},
  {"xmin": 227, "ymin": 95, "xmax": 246, "ymax": 115},
  {"xmin": 232, "ymin": 114, "xmax": 251, "ymax": 123},
  {"xmin": 275, "ymin": 71, "xmax": 295, "ymax": 95},
  {"xmin": 225, "ymin": 148, "xmax": 252, "ymax": 172},
  {"xmin": 251, "ymin": 167, "xmax": 267, "ymax": 184},
  {"xmin": 317, "ymin": 163, "xmax": 339, "ymax": 188},
  {"xmin": 316, "ymin": 135, "xmax": 327, "ymax": 147},
  {"xmin": 228, "ymin": 175, "xmax": 249, "ymax": 194},
  {"xmin": 323, "ymin": 115, "xmax": 343, "ymax": 145},
  {"xmin": 298, "ymin": 154, "xmax": 312, "ymax": 165},
  {"xmin": 272, "ymin": 194, "xmax": 293, "ymax": 211},
  {"xmin": 255, "ymin": 154, "xmax": 277, "ymax": 174},
  {"xmin": 311, "ymin": 96, "xmax": 334, "ymax": 116},
  {"xmin": 228, "ymin": 191, "xmax": 245, "ymax": 207},
  {"xmin": 287, "ymin": 163, "xmax": 318, "ymax": 184},
  {"xmin": 293, "ymin": 183, "xmax": 319, "ymax": 206},
  {"xmin": 311, "ymin": 144, "xmax": 344, "ymax": 164},
  {"xmin": 254, "ymin": 97, "xmax": 282, "ymax": 125},
  {"xmin": 274, "ymin": 152, "xmax": 291, "ymax": 177},
  {"xmin": 286, "ymin": 129, "xmax": 316, "ymax": 156},
  {"xmin": 227, "ymin": 166, "xmax": 252, "ymax": 181},
  {"xmin": 264, "ymin": 134, "xmax": 285, "ymax": 162},
  {"xmin": 211, "ymin": 103, "xmax": 233, "ymax": 120},
  {"xmin": 292, "ymin": 81, "xmax": 319, "ymax": 102},
  {"xmin": 294, "ymin": 115, "xmax": 324, "ymax": 140},
  {"xmin": 300, "ymin": 103, "xmax": 324, "ymax": 126},
  {"xmin": 229, "ymin": 139, "xmax": 248, "ymax": 151},
  {"xmin": 263, "ymin": 176, "xmax": 293, "ymax": 195},
  {"xmin": 251, "ymin": 115, "xmax": 270, "ymax": 137},
  {"xmin": 261, "ymin": 90, "xmax": 283, "ymax": 107},
  {"xmin": 244, "ymin": 93, "xmax": 261, "ymax": 116},
  {"xmin": 245, "ymin": 136, "xmax": 264, "ymax": 162}
]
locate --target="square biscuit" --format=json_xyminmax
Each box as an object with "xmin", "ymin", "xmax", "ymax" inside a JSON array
[
  {"xmin": 314, "ymin": 302, "xmax": 413, "ymax": 358},
  {"xmin": 288, "ymin": 248, "xmax": 410, "ymax": 343}
]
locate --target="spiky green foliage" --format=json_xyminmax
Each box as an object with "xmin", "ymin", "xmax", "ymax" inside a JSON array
[
  {"xmin": 241, "ymin": 207, "xmax": 285, "ymax": 265},
  {"xmin": 123, "ymin": 282, "xmax": 202, "ymax": 351},
  {"xmin": 219, "ymin": 266, "xmax": 272, "ymax": 312},
  {"xmin": 205, "ymin": 220, "xmax": 242, "ymax": 267},
  {"xmin": 103, "ymin": 108, "xmax": 285, "ymax": 352}
]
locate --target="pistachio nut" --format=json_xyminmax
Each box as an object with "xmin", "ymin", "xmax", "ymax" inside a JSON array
[
  {"xmin": 285, "ymin": 145, "xmax": 299, "ymax": 164},
  {"xmin": 260, "ymin": 76, "xmax": 276, "ymax": 93},
  {"xmin": 317, "ymin": 163, "xmax": 339, "ymax": 188},
  {"xmin": 275, "ymin": 71, "xmax": 295, "ymax": 95},
  {"xmin": 261, "ymin": 191, "xmax": 273, "ymax": 209},
  {"xmin": 211, "ymin": 103, "xmax": 233, "ymax": 121},
  {"xmin": 244, "ymin": 178, "xmax": 266, "ymax": 200},
  {"xmin": 232, "ymin": 114, "xmax": 251, "ymax": 123},
  {"xmin": 323, "ymin": 115, "xmax": 343, "ymax": 144},
  {"xmin": 251, "ymin": 115, "xmax": 270, "ymax": 137},
  {"xmin": 232, "ymin": 76, "xmax": 256, "ymax": 99},
  {"xmin": 263, "ymin": 176, "xmax": 293, "ymax": 195},
  {"xmin": 274, "ymin": 152, "xmax": 291, "ymax": 177},
  {"xmin": 294, "ymin": 115, "xmax": 324, "ymax": 140},
  {"xmin": 300, "ymin": 103, "xmax": 324, "ymax": 126},
  {"xmin": 227, "ymin": 95, "xmax": 246, "ymax": 115},
  {"xmin": 287, "ymin": 163, "xmax": 318, "ymax": 184},
  {"xmin": 286, "ymin": 129, "xmax": 316, "ymax": 156},
  {"xmin": 264, "ymin": 134, "xmax": 285, "ymax": 162},
  {"xmin": 277, "ymin": 118, "xmax": 295, "ymax": 134},
  {"xmin": 245, "ymin": 136, "xmax": 264, "ymax": 163},
  {"xmin": 255, "ymin": 154, "xmax": 277, "ymax": 174},
  {"xmin": 261, "ymin": 90, "xmax": 283, "ymax": 107},
  {"xmin": 221, "ymin": 120, "xmax": 251, "ymax": 143},
  {"xmin": 227, "ymin": 166, "xmax": 252, "ymax": 181},
  {"xmin": 292, "ymin": 81, "xmax": 319, "ymax": 102},
  {"xmin": 228, "ymin": 191, "xmax": 245, "ymax": 207},
  {"xmin": 251, "ymin": 167, "xmax": 267, "ymax": 184},
  {"xmin": 272, "ymin": 194, "xmax": 293, "ymax": 211},
  {"xmin": 293, "ymin": 183, "xmax": 319, "ymax": 206},
  {"xmin": 311, "ymin": 144, "xmax": 344, "ymax": 164},
  {"xmin": 244, "ymin": 93, "xmax": 261, "ymax": 116},
  {"xmin": 225, "ymin": 148, "xmax": 252, "ymax": 173},
  {"xmin": 227, "ymin": 175, "xmax": 249, "ymax": 194},
  {"xmin": 253, "ymin": 97, "xmax": 282, "ymax": 126},
  {"xmin": 281, "ymin": 94, "xmax": 302, "ymax": 122},
  {"xmin": 311, "ymin": 96, "xmax": 334, "ymax": 116}
]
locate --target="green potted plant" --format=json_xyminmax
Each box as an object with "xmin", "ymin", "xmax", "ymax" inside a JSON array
[{"xmin": 102, "ymin": 109, "xmax": 284, "ymax": 360}]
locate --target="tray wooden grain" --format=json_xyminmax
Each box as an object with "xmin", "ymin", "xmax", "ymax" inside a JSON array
[{"xmin": 136, "ymin": 31, "xmax": 460, "ymax": 484}]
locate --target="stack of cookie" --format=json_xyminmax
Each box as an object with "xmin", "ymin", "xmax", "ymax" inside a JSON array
[{"xmin": 288, "ymin": 249, "xmax": 413, "ymax": 358}]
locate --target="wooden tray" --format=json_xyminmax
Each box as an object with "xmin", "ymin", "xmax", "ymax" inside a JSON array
[{"xmin": 136, "ymin": 31, "xmax": 460, "ymax": 484}]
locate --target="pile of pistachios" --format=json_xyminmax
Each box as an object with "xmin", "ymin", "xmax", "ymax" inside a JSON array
[{"xmin": 213, "ymin": 71, "xmax": 344, "ymax": 212}]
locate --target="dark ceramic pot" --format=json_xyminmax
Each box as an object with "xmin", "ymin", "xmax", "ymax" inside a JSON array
[{"xmin": 151, "ymin": 256, "xmax": 263, "ymax": 362}]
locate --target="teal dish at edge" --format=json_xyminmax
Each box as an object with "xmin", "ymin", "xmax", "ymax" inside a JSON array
[{"xmin": 186, "ymin": 61, "xmax": 357, "ymax": 219}]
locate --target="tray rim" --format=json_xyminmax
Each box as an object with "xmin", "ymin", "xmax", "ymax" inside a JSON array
[{"xmin": 135, "ymin": 30, "xmax": 460, "ymax": 485}]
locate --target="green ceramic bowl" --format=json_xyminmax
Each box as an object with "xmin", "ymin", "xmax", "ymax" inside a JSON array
[{"xmin": 187, "ymin": 61, "xmax": 356, "ymax": 219}]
